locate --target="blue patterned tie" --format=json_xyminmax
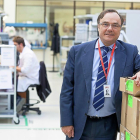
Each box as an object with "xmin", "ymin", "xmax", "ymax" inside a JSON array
[{"xmin": 93, "ymin": 46, "xmax": 109, "ymax": 111}]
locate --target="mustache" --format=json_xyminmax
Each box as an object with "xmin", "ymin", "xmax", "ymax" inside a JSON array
[{"xmin": 105, "ymin": 33, "xmax": 114, "ymax": 35}]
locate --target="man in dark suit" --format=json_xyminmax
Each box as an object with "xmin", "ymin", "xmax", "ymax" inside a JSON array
[{"xmin": 60, "ymin": 9, "xmax": 140, "ymax": 140}]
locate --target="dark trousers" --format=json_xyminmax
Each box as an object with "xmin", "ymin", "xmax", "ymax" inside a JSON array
[{"xmin": 80, "ymin": 113, "xmax": 118, "ymax": 140}]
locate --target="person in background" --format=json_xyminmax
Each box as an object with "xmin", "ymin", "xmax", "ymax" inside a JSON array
[
  {"xmin": 13, "ymin": 36, "xmax": 40, "ymax": 112},
  {"xmin": 4, "ymin": 26, "xmax": 31, "ymax": 49},
  {"xmin": 60, "ymin": 9, "xmax": 140, "ymax": 140}
]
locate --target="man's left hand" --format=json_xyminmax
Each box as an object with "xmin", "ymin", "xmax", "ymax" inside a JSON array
[{"xmin": 131, "ymin": 71, "xmax": 140, "ymax": 86}]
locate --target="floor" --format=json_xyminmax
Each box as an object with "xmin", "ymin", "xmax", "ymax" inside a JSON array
[
  {"xmin": 0, "ymin": 71, "xmax": 120, "ymax": 140},
  {"xmin": 0, "ymin": 72, "xmax": 65, "ymax": 140},
  {"xmin": 0, "ymin": 48, "xmax": 120, "ymax": 140}
]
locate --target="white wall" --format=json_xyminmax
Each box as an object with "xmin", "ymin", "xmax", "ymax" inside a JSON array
[{"xmin": 4, "ymin": 0, "xmax": 16, "ymax": 23}]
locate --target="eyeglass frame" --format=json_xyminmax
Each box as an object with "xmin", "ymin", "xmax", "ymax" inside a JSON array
[{"xmin": 98, "ymin": 22, "xmax": 122, "ymax": 29}]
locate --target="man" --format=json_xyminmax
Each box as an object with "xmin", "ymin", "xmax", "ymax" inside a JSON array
[
  {"xmin": 13, "ymin": 36, "xmax": 40, "ymax": 111},
  {"xmin": 60, "ymin": 9, "xmax": 140, "ymax": 140}
]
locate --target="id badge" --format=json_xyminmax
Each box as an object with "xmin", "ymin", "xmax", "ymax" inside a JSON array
[{"xmin": 104, "ymin": 85, "xmax": 111, "ymax": 97}]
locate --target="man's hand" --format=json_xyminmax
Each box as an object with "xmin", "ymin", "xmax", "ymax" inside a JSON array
[
  {"xmin": 62, "ymin": 126, "xmax": 74, "ymax": 138},
  {"xmin": 131, "ymin": 71, "xmax": 140, "ymax": 86},
  {"xmin": 16, "ymin": 66, "xmax": 21, "ymax": 72}
]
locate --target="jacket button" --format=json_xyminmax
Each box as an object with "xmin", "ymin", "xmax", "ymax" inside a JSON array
[
  {"xmin": 88, "ymin": 101, "xmax": 90, "ymax": 103},
  {"xmin": 85, "ymin": 113, "xmax": 87, "ymax": 116}
]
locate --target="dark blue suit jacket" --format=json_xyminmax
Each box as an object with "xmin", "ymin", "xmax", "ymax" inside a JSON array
[{"xmin": 60, "ymin": 39, "xmax": 140, "ymax": 140}]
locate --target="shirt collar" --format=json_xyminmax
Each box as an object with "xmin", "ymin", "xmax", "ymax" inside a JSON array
[{"xmin": 95, "ymin": 38, "xmax": 117, "ymax": 50}]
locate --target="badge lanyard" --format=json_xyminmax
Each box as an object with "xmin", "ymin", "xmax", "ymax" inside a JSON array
[{"xmin": 98, "ymin": 39, "xmax": 116, "ymax": 82}]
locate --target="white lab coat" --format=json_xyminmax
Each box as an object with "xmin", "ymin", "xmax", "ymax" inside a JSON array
[{"xmin": 17, "ymin": 46, "xmax": 40, "ymax": 92}]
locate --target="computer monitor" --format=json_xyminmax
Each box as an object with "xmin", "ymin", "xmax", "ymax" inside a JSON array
[{"xmin": 0, "ymin": 32, "xmax": 9, "ymax": 45}]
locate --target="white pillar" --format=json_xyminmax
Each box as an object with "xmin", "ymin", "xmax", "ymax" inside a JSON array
[{"xmin": 4, "ymin": 0, "xmax": 16, "ymax": 23}]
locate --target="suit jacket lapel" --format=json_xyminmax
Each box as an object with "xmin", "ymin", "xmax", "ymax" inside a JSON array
[
  {"xmin": 81, "ymin": 39, "xmax": 97, "ymax": 98},
  {"xmin": 114, "ymin": 41, "xmax": 127, "ymax": 95},
  {"xmin": 81, "ymin": 39, "xmax": 126, "ymax": 97}
]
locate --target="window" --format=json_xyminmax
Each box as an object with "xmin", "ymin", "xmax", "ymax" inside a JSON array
[
  {"xmin": 133, "ymin": 3, "xmax": 140, "ymax": 10},
  {"xmin": 76, "ymin": 1, "xmax": 102, "ymax": 15},
  {"xmin": 0, "ymin": 0, "xmax": 3, "ymax": 11},
  {"xmin": 105, "ymin": 2, "xmax": 131, "ymax": 10},
  {"xmin": 16, "ymin": 0, "xmax": 44, "ymax": 23},
  {"xmin": 75, "ymin": 1, "xmax": 102, "ymax": 24},
  {"xmin": 46, "ymin": 1, "xmax": 74, "ymax": 40}
]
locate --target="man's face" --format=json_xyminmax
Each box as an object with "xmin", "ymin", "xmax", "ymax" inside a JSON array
[
  {"xmin": 14, "ymin": 42, "xmax": 21, "ymax": 52},
  {"xmin": 98, "ymin": 12, "xmax": 121, "ymax": 46}
]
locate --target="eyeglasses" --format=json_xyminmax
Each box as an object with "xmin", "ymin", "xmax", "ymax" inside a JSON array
[{"xmin": 99, "ymin": 22, "xmax": 121, "ymax": 29}]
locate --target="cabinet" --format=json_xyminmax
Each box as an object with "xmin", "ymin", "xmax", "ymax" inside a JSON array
[
  {"xmin": 5, "ymin": 23, "xmax": 48, "ymax": 61},
  {"xmin": 5, "ymin": 23, "xmax": 47, "ymax": 47}
]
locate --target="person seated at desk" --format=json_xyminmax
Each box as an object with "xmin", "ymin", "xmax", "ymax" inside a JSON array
[{"xmin": 13, "ymin": 36, "xmax": 40, "ymax": 112}]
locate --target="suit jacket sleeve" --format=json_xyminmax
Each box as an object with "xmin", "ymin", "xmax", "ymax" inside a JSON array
[
  {"xmin": 134, "ymin": 45, "xmax": 140, "ymax": 74},
  {"xmin": 60, "ymin": 46, "xmax": 75, "ymax": 127}
]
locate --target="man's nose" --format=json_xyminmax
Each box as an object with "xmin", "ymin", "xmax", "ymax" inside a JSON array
[{"xmin": 107, "ymin": 24, "xmax": 113, "ymax": 30}]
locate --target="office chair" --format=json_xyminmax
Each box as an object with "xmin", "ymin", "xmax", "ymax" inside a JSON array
[
  {"xmin": 21, "ymin": 61, "xmax": 51, "ymax": 116},
  {"xmin": 22, "ymin": 84, "xmax": 41, "ymax": 116}
]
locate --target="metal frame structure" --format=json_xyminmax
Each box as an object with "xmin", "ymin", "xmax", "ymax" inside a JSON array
[{"xmin": 0, "ymin": 45, "xmax": 19, "ymax": 124}]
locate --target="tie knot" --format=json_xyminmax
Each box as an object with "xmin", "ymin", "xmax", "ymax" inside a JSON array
[{"xmin": 103, "ymin": 46, "xmax": 109, "ymax": 53}]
